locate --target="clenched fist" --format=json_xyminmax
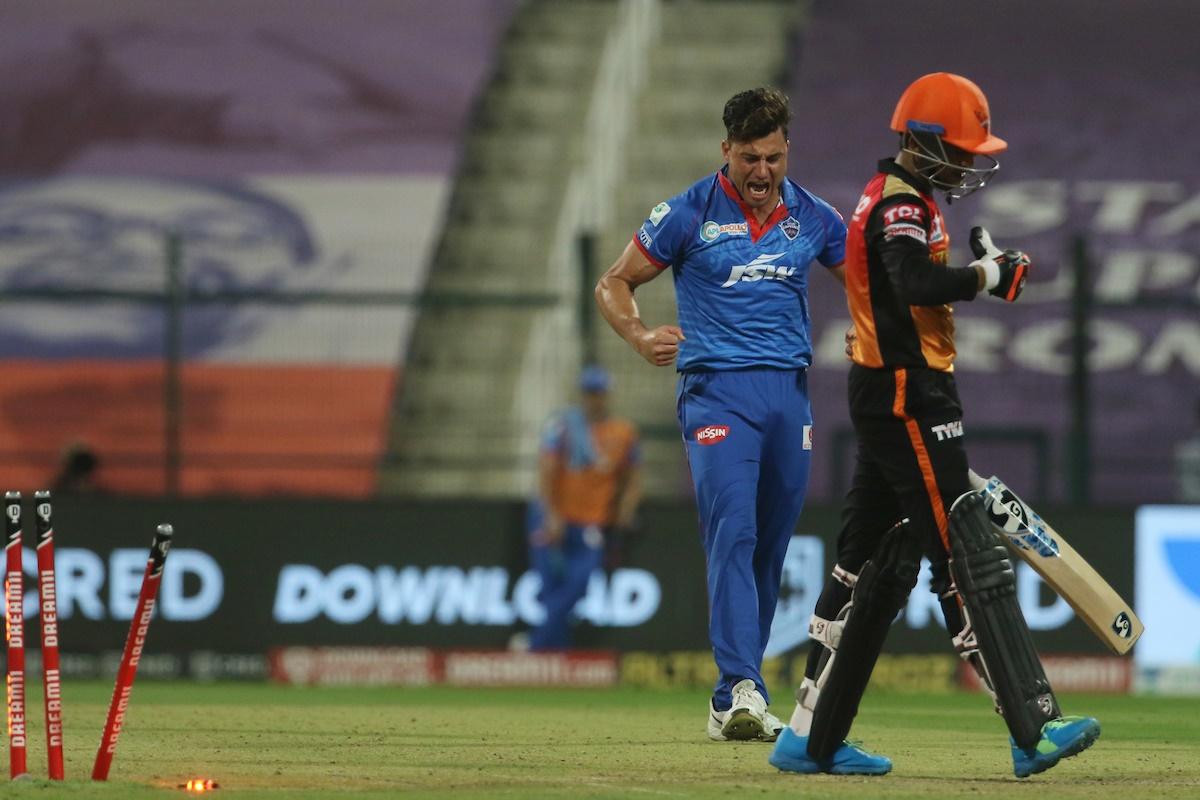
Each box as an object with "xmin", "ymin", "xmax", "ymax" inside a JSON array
[{"xmin": 636, "ymin": 325, "xmax": 686, "ymax": 366}]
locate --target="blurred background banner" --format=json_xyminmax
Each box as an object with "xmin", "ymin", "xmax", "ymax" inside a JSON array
[
  {"xmin": 1136, "ymin": 506, "xmax": 1200, "ymax": 689},
  {"xmin": 0, "ymin": 0, "xmax": 513, "ymax": 496},
  {"xmin": 17, "ymin": 495, "xmax": 1133, "ymax": 658}
]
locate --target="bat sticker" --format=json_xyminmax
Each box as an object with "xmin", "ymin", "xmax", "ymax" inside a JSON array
[{"xmin": 982, "ymin": 481, "xmax": 1060, "ymax": 558}]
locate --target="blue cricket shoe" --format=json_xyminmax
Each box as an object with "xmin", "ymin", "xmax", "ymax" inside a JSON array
[
  {"xmin": 769, "ymin": 727, "xmax": 892, "ymax": 775},
  {"xmin": 1011, "ymin": 716, "xmax": 1101, "ymax": 778}
]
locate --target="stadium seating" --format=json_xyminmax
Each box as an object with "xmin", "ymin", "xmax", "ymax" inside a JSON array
[
  {"xmin": 595, "ymin": 0, "xmax": 798, "ymax": 498},
  {"xmin": 381, "ymin": 0, "xmax": 800, "ymax": 499},
  {"xmin": 379, "ymin": 1, "xmax": 617, "ymax": 497}
]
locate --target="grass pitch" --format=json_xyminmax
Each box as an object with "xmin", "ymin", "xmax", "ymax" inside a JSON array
[{"xmin": 2, "ymin": 681, "xmax": 1198, "ymax": 798}]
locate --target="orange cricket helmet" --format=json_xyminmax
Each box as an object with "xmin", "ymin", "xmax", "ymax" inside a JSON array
[
  {"xmin": 890, "ymin": 73, "xmax": 1006, "ymax": 200},
  {"xmin": 890, "ymin": 72, "xmax": 1006, "ymax": 155}
]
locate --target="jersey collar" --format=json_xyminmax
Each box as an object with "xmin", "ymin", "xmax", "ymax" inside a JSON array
[
  {"xmin": 879, "ymin": 158, "xmax": 933, "ymax": 197},
  {"xmin": 717, "ymin": 168, "xmax": 790, "ymax": 243}
]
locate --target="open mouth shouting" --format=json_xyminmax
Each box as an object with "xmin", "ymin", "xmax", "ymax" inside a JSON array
[
  {"xmin": 722, "ymin": 127, "xmax": 788, "ymax": 215},
  {"xmin": 745, "ymin": 179, "xmax": 773, "ymax": 204}
]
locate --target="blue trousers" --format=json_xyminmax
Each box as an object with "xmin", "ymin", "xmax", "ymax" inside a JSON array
[
  {"xmin": 526, "ymin": 502, "xmax": 605, "ymax": 649},
  {"xmin": 677, "ymin": 368, "xmax": 813, "ymax": 709}
]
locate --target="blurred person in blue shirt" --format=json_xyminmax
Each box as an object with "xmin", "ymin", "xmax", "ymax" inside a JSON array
[{"xmin": 524, "ymin": 365, "xmax": 642, "ymax": 650}]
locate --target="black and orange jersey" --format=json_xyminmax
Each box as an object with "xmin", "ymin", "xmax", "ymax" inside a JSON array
[{"xmin": 845, "ymin": 159, "xmax": 979, "ymax": 372}]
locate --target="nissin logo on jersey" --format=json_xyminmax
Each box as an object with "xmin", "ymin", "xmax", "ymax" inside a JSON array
[
  {"xmin": 721, "ymin": 253, "xmax": 795, "ymax": 288},
  {"xmin": 695, "ymin": 425, "xmax": 729, "ymax": 445}
]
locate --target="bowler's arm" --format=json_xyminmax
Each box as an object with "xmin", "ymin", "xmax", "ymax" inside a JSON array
[{"xmin": 595, "ymin": 240, "xmax": 685, "ymax": 367}]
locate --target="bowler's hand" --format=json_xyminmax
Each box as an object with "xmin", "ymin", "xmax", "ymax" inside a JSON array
[
  {"xmin": 844, "ymin": 325, "xmax": 856, "ymax": 361},
  {"xmin": 636, "ymin": 325, "xmax": 686, "ymax": 367}
]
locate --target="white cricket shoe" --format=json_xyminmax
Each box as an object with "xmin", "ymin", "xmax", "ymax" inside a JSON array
[
  {"xmin": 706, "ymin": 679, "xmax": 783, "ymax": 742},
  {"xmin": 761, "ymin": 710, "xmax": 785, "ymax": 742}
]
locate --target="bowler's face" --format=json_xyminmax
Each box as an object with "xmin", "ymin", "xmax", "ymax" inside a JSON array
[{"xmin": 722, "ymin": 129, "xmax": 788, "ymax": 214}]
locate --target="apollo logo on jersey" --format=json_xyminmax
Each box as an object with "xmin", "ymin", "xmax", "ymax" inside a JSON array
[
  {"xmin": 721, "ymin": 253, "xmax": 795, "ymax": 288},
  {"xmin": 694, "ymin": 425, "xmax": 729, "ymax": 445},
  {"xmin": 700, "ymin": 221, "xmax": 749, "ymax": 242}
]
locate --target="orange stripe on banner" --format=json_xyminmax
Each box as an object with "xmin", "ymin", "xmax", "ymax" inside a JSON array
[
  {"xmin": 892, "ymin": 369, "xmax": 951, "ymax": 551},
  {"xmin": 0, "ymin": 360, "xmax": 397, "ymax": 497}
]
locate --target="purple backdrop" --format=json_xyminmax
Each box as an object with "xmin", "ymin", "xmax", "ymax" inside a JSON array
[
  {"xmin": 790, "ymin": 0, "xmax": 1200, "ymax": 504},
  {"xmin": 0, "ymin": 0, "xmax": 515, "ymax": 175}
]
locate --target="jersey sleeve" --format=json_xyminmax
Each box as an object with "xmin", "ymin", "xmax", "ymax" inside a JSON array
[
  {"xmin": 815, "ymin": 199, "xmax": 848, "ymax": 267},
  {"xmin": 632, "ymin": 191, "xmax": 695, "ymax": 270},
  {"xmin": 869, "ymin": 195, "xmax": 978, "ymax": 305}
]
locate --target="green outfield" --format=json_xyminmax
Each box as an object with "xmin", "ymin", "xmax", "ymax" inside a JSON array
[{"xmin": 3, "ymin": 681, "xmax": 1198, "ymax": 798}]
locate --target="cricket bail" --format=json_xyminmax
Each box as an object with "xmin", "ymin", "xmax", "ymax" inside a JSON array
[
  {"xmin": 151, "ymin": 524, "xmax": 174, "ymax": 572},
  {"xmin": 32, "ymin": 490, "xmax": 53, "ymax": 544},
  {"xmin": 4, "ymin": 492, "xmax": 19, "ymax": 534}
]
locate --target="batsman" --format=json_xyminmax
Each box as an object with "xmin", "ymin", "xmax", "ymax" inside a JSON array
[{"xmin": 769, "ymin": 73, "xmax": 1100, "ymax": 778}]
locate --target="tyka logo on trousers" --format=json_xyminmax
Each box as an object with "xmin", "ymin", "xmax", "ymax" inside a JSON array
[{"xmin": 930, "ymin": 420, "xmax": 963, "ymax": 441}]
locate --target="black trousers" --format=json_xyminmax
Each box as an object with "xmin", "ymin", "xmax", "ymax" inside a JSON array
[{"xmin": 836, "ymin": 364, "xmax": 971, "ymax": 587}]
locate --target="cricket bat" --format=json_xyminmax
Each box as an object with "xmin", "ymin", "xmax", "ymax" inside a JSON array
[{"xmin": 968, "ymin": 470, "xmax": 1143, "ymax": 655}]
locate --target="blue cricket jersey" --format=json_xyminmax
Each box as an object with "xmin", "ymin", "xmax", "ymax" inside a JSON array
[{"xmin": 633, "ymin": 168, "xmax": 846, "ymax": 371}]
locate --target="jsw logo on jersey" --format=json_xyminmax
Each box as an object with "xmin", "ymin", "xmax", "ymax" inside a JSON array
[{"xmin": 721, "ymin": 253, "xmax": 795, "ymax": 288}]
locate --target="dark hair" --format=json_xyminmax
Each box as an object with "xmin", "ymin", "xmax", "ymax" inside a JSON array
[{"xmin": 722, "ymin": 88, "xmax": 791, "ymax": 143}]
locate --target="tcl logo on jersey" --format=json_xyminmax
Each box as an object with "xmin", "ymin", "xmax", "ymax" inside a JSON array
[
  {"xmin": 695, "ymin": 425, "xmax": 729, "ymax": 445},
  {"xmin": 721, "ymin": 253, "xmax": 795, "ymax": 288},
  {"xmin": 882, "ymin": 203, "xmax": 924, "ymax": 225}
]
